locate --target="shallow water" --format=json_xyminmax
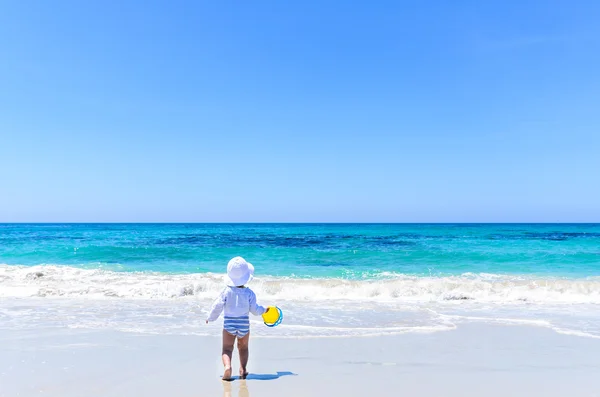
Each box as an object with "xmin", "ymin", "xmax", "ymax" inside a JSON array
[{"xmin": 1, "ymin": 223, "xmax": 600, "ymax": 338}]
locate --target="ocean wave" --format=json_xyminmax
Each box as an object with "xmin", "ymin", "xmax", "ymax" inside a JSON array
[{"xmin": 2, "ymin": 264, "xmax": 600, "ymax": 303}]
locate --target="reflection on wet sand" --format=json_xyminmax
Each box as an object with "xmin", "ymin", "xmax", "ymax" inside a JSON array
[{"xmin": 222, "ymin": 380, "xmax": 250, "ymax": 397}]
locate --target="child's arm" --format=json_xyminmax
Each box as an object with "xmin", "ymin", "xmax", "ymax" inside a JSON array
[
  {"xmin": 248, "ymin": 290, "xmax": 267, "ymax": 316},
  {"xmin": 206, "ymin": 289, "xmax": 227, "ymax": 323}
]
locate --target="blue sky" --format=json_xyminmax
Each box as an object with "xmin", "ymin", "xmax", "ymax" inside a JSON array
[{"xmin": 1, "ymin": 1, "xmax": 599, "ymax": 222}]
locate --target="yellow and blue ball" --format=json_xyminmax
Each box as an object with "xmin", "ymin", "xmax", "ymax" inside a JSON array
[{"xmin": 262, "ymin": 306, "xmax": 283, "ymax": 327}]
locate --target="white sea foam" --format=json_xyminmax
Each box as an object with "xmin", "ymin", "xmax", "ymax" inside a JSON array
[
  {"xmin": 3, "ymin": 264, "xmax": 600, "ymax": 340},
  {"xmin": 551, "ymin": 328, "xmax": 600, "ymax": 339},
  {"xmin": 2, "ymin": 264, "xmax": 600, "ymax": 304}
]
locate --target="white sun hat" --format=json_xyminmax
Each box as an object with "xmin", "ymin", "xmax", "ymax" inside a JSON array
[{"xmin": 225, "ymin": 256, "xmax": 255, "ymax": 287}]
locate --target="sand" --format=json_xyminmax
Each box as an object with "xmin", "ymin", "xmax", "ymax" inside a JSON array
[{"xmin": 1, "ymin": 323, "xmax": 599, "ymax": 397}]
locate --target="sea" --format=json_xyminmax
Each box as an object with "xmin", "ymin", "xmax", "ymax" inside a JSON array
[{"xmin": 1, "ymin": 223, "xmax": 600, "ymax": 338}]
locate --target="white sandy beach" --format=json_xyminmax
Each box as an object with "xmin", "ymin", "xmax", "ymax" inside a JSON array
[{"xmin": 2, "ymin": 322, "xmax": 599, "ymax": 397}]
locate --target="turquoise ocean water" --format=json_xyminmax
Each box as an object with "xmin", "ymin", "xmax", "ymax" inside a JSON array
[
  {"xmin": 2, "ymin": 223, "xmax": 599, "ymax": 277},
  {"xmin": 2, "ymin": 223, "xmax": 600, "ymax": 338}
]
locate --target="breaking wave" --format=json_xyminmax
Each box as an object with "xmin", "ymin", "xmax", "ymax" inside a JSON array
[{"xmin": 2, "ymin": 264, "xmax": 600, "ymax": 304}]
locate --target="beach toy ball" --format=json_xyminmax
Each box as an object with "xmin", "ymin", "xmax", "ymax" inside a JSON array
[{"xmin": 262, "ymin": 306, "xmax": 283, "ymax": 327}]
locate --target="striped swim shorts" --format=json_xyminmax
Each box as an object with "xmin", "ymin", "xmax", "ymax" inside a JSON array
[{"xmin": 224, "ymin": 316, "xmax": 250, "ymax": 337}]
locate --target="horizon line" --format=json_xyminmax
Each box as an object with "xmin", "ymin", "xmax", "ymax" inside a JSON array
[{"xmin": 1, "ymin": 222, "xmax": 599, "ymax": 225}]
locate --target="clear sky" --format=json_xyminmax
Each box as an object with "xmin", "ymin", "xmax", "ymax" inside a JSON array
[{"xmin": 1, "ymin": 1, "xmax": 599, "ymax": 222}]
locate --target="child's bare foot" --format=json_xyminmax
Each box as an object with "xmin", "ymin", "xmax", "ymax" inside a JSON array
[
  {"xmin": 239, "ymin": 368, "xmax": 248, "ymax": 379},
  {"xmin": 223, "ymin": 366, "xmax": 232, "ymax": 381}
]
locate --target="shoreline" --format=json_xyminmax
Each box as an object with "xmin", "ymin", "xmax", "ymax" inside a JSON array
[{"xmin": 2, "ymin": 323, "xmax": 599, "ymax": 397}]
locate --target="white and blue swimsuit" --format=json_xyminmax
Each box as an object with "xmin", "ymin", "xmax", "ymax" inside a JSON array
[
  {"xmin": 207, "ymin": 286, "xmax": 266, "ymax": 337},
  {"xmin": 224, "ymin": 315, "xmax": 250, "ymax": 337}
]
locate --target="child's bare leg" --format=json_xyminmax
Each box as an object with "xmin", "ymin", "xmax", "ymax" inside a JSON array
[
  {"xmin": 222, "ymin": 330, "xmax": 236, "ymax": 380},
  {"xmin": 237, "ymin": 332, "xmax": 250, "ymax": 378}
]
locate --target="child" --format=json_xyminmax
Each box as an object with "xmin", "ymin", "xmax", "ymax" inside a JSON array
[{"xmin": 206, "ymin": 256, "xmax": 270, "ymax": 380}]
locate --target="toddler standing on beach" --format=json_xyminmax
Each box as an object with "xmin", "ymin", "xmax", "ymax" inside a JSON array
[{"xmin": 206, "ymin": 256, "xmax": 269, "ymax": 380}]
